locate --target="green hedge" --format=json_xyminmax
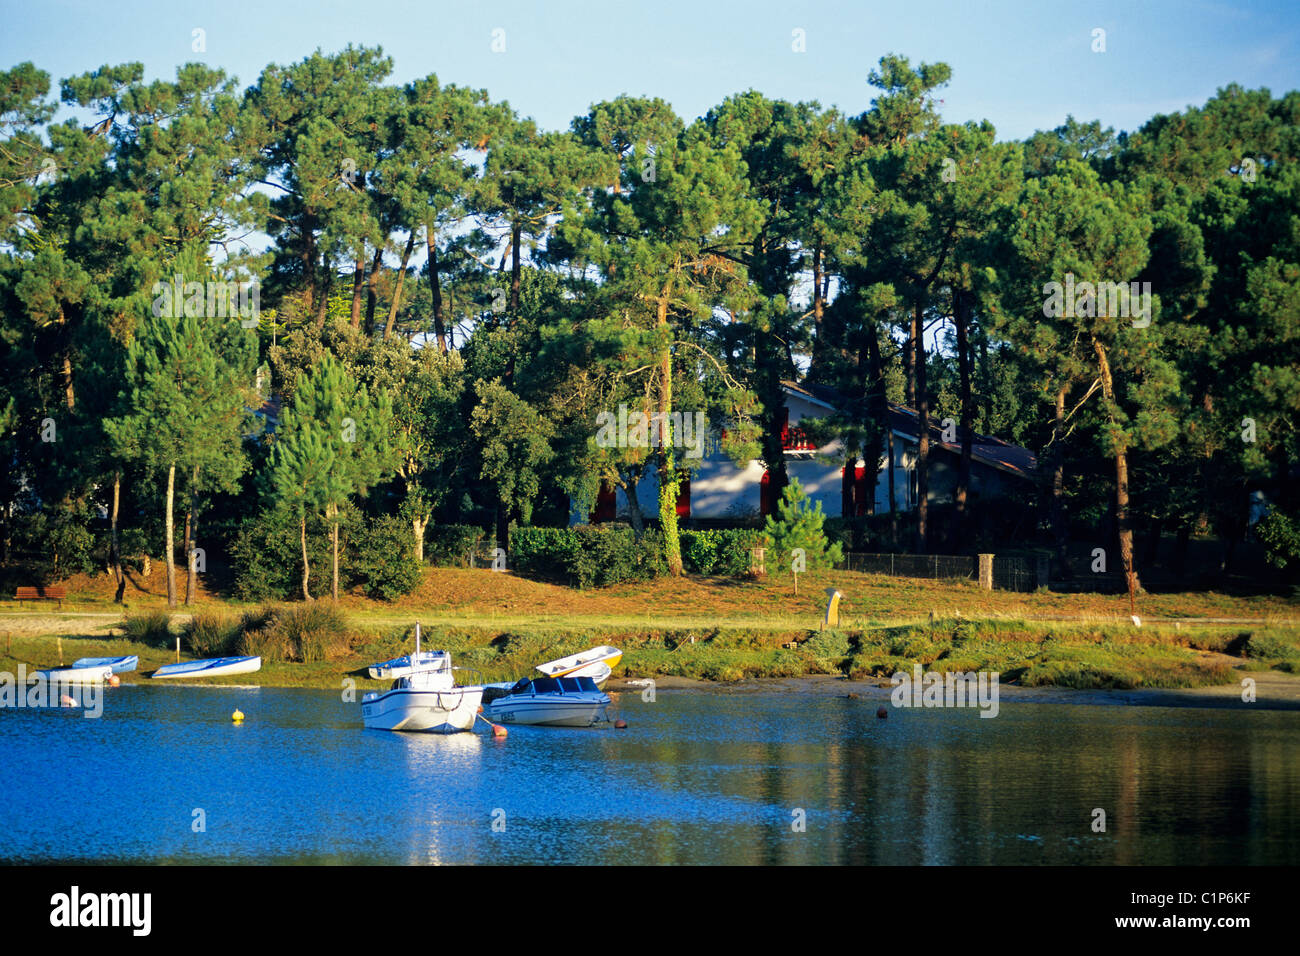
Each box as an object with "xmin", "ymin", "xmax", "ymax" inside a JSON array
[
  {"xmin": 679, "ymin": 528, "xmax": 766, "ymax": 575},
  {"xmin": 511, "ymin": 525, "xmax": 666, "ymax": 588}
]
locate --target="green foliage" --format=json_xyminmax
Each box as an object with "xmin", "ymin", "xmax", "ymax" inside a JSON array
[
  {"xmin": 510, "ymin": 524, "xmax": 665, "ymax": 588},
  {"xmin": 763, "ymin": 479, "xmax": 844, "ymax": 574},
  {"xmin": 230, "ymin": 506, "xmax": 334, "ymax": 601},
  {"xmin": 425, "ymin": 525, "xmax": 494, "ymax": 567},
  {"xmin": 350, "ymin": 514, "xmax": 422, "ymax": 600},
  {"xmin": 1255, "ymin": 509, "xmax": 1300, "ymax": 571},
  {"xmin": 679, "ymin": 528, "xmax": 767, "ymax": 575}
]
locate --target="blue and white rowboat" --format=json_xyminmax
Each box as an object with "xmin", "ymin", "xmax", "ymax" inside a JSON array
[
  {"xmin": 151, "ymin": 656, "xmax": 262, "ymax": 679},
  {"xmin": 73, "ymin": 655, "xmax": 138, "ymax": 674}
]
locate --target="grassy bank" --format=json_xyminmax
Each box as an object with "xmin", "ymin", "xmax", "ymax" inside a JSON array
[
  {"xmin": 1, "ymin": 566, "xmax": 1296, "ymax": 692},
  {"xmin": 3, "ymin": 612, "xmax": 1298, "ymax": 693}
]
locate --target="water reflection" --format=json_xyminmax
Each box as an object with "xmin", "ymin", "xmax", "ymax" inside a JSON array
[{"xmin": 0, "ymin": 685, "xmax": 1296, "ymax": 864}]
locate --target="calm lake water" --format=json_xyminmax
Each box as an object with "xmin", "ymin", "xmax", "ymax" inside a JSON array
[{"xmin": 1, "ymin": 684, "xmax": 1297, "ymax": 865}]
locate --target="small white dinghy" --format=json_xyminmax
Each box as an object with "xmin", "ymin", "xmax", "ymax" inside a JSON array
[
  {"xmin": 151, "ymin": 656, "xmax": 262, "ymax": 679},
  {"xmin": 361, "ymin": 625, "xmax": 483, "ymax": 734},
  {"xmin": 36, "ymin": 664, "xmax": 112, "ymax": 685},
  {"xmin": 367, "ymin": 650, "xmax": 446, "ymax": 680},
  {"xmin": 535, "ymin": 646, "xmax": 622, "ymax": 683},
  {"xmin": 73, "ymin": 655, "xmax": 138, "ymax": 674},
  {"xmin": 482, "ymin": 675, "xmax": 611, "ymax": 727}
]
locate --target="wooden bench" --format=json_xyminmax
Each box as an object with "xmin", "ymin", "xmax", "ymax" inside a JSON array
[{"xmin": 15, "ymin": 586, "xmax": 66, "ymax": 608}]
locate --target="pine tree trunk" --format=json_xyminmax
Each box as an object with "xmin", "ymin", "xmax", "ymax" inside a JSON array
[
  {"xmin": 184, "ymin": 465, "xmax": 198, "ymax": 606},
  {"xmin": 331, "ymin": 504, "xmax": 339, "ymax": 601},
  {"xmin": 365, "ymin": 246, "xmax": 383, "ymax": 332},
  {"xmin": 656, "ymin": 291, "xmax": 683, "ymax": 576},
  {"xmin": 1093, "ymin": 339, "xmax": 1140, "ymax": 605},
  {"xmin": 165, "ymin": 463, "xmax": 177, "ymax": 608},
  {"xmin": 841, "ymin": 453, "xmax": 857, "ymax": 519},
  {"xmin": 350, "ymin": 256, "xmax": 365, "ymax": 329},
  {"xmin": 510, "ymin": 221, "xmax": 522, "ymax": 312},
  {"xmin": 111, "ymin": 471, "xmax": 125, "ymax": 603},
  {"xmin": 1052, "ymin": 383, "xmax": 1071, "ymax": 575},
  {"xmin": 887, "ymin": 428, "xmax": 898, "ymax": 548},
  {"xmin": 383, "ymin": 231, "xmax": 416, "ymax": 341},
  {"xmin": 954, "ymin": 289, "xmax": 974, "ymax": 540},
  {"xmin": 426, "ymin": 225, "xmax": 447, "ymax": 352},
  {"xmin": 300, "ymin": 513, "xmax": 311, "ymax": 601},
  {"xmin": 913, "ymin": 300, "xmax": 929, "ymax": 552}
]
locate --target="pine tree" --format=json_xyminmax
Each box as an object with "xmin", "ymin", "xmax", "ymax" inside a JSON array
[{"xmin": 763, "ymin": 479, "xmax": 844, "ymax": 574}]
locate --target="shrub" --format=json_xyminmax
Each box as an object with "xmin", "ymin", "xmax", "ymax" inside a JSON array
[
  {"xmin": 1255, "ymin": 507, "xmax": 1300, "ymax": 571},
  {"xmin": 184, "ymin": 612, "xmax": 240, "ymax": 657},
  {"xmin": 426, "ymin": 525, "xmax": 494, "ymax": 567},
  {"xmin": 510, "ymin": 527, "xmax": 578, "ymax": 582},
  {"xmin": 680, "ymin": 530, "xmax": 720, "ymax": 574},
  {"xmin": 351, "ymin": 514, "xmax": 422, "ymax": 600},
  {"xmin": 123, "ymin": 610, "xmax": 172, "ymax": 647},
  {"xmin": 230, "ymin": 506, "xmax": 333, "ymax": 601},
  {"xmin": 511, "ymin": 525, "xmax": 665, "ymax": 588},
  {"xmin": 1244, "ymin": 633, "xmax": 1300, "ymax": 663},
  {"xmin": 680, "ymin": 528, "xmax": 766, "ymax": 575}
]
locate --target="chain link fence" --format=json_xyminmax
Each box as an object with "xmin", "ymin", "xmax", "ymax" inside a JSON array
[{"xmin": 840, "ymin": 552, "xmax": 1045, "ymax": 592}]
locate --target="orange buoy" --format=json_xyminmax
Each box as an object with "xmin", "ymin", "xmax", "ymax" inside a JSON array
[
  {"xmin": 614, "ymin": 719, "xmax": 628, "ymax": 729},
  {"xmin": 876, "ymin": 707, "xmax": 888, "ymax": 719},
  {"xmin": 107, "ymin": 674, "xmax": 121, "ymax": 687},
  {"xmin": 60, "ymin": 695, "xmax": 77, "ymax": 707},
  {"xmin": 477, "ymin": 705, "xmax": 483, "ymax": 713},
  {"xmin": 492, "ymin": 725, "xmax": 508, "ymax": 738}
]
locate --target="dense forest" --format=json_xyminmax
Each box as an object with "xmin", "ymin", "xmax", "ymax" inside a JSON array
[{"xmin": 2, "ymin": 47, "xmax": 1298, "ymax": 606}]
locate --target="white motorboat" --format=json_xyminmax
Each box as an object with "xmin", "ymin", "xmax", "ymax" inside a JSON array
[
  {"xmin": 534, "ymin": 645, "xmax": 622, "ymax": 683},
  {"xmin": 482, "ymin": 675, "xmax": 611, "ymax": 727},
  {"xmin": 361, "ymin": 626, "xmax": 483, "ymax": 733}
]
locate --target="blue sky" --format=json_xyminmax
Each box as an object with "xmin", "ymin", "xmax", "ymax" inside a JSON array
[{"xmin": 3, "ymin": 0, "xmax": 1298, "ymax": 140}]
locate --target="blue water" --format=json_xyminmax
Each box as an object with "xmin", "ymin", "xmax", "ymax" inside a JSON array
[{"xmin": 1, "ymin": 685, "xmax": 1297, "ymax": 864}]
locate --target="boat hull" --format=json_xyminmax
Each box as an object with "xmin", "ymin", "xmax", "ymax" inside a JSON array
[
  {"xmin": 483, "ymin": 695, "xmax": 608, "ymax": 727},
  {"xmin": 73, "ymin": 655, "xmax": 138, "ymax": 674},
  {"xmin": 362, "ymin": 686, "xmax": 484, "ymax": 733},
  {"xmin": 151, "ymin": 656, "xmax": 262, "ymax": 679},
  {"xmin": 36, "ymin": 665, "xmax": 112, "ymax": 685}
]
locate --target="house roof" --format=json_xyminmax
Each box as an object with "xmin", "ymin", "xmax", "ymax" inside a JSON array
[{"xmin": 782, "ymin": 380, "xmax": 1038, "ymax": 480}]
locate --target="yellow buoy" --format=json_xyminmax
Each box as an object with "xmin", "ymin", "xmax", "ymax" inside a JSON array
[{"xmin": 232, "ymin": 709, "xmax": 244, "ymax": 723}]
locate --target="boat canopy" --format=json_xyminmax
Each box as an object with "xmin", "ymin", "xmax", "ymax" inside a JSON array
[{"xmin": 507, "ymin": 676, "xmax": 601, "ymax": 696}]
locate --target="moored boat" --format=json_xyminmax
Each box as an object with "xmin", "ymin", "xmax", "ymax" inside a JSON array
[
  {"xmin": 361, "ymin": 626, "xmax": 483, "ymax": 733},
  {"xmin": 482, "ymin": 675, "xmax": 610, "ymax": 727},
  {"xmin": 151, "ymin": 656, "xmax": 262, "ymax": 679},
  {"xmin": 367, "ymin": 650, "xmax": 446, "ymax": 680},
  {"xmin": 36, "ymin": 664, "xmax": 112, "ymax": 685},
  {"xmin": 73, "ymin": 655, "xmax": 138, "ymax": 674},
  {"xmin": 534, "ymin": 646, "xmax": 622, "ymax": 682}
]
